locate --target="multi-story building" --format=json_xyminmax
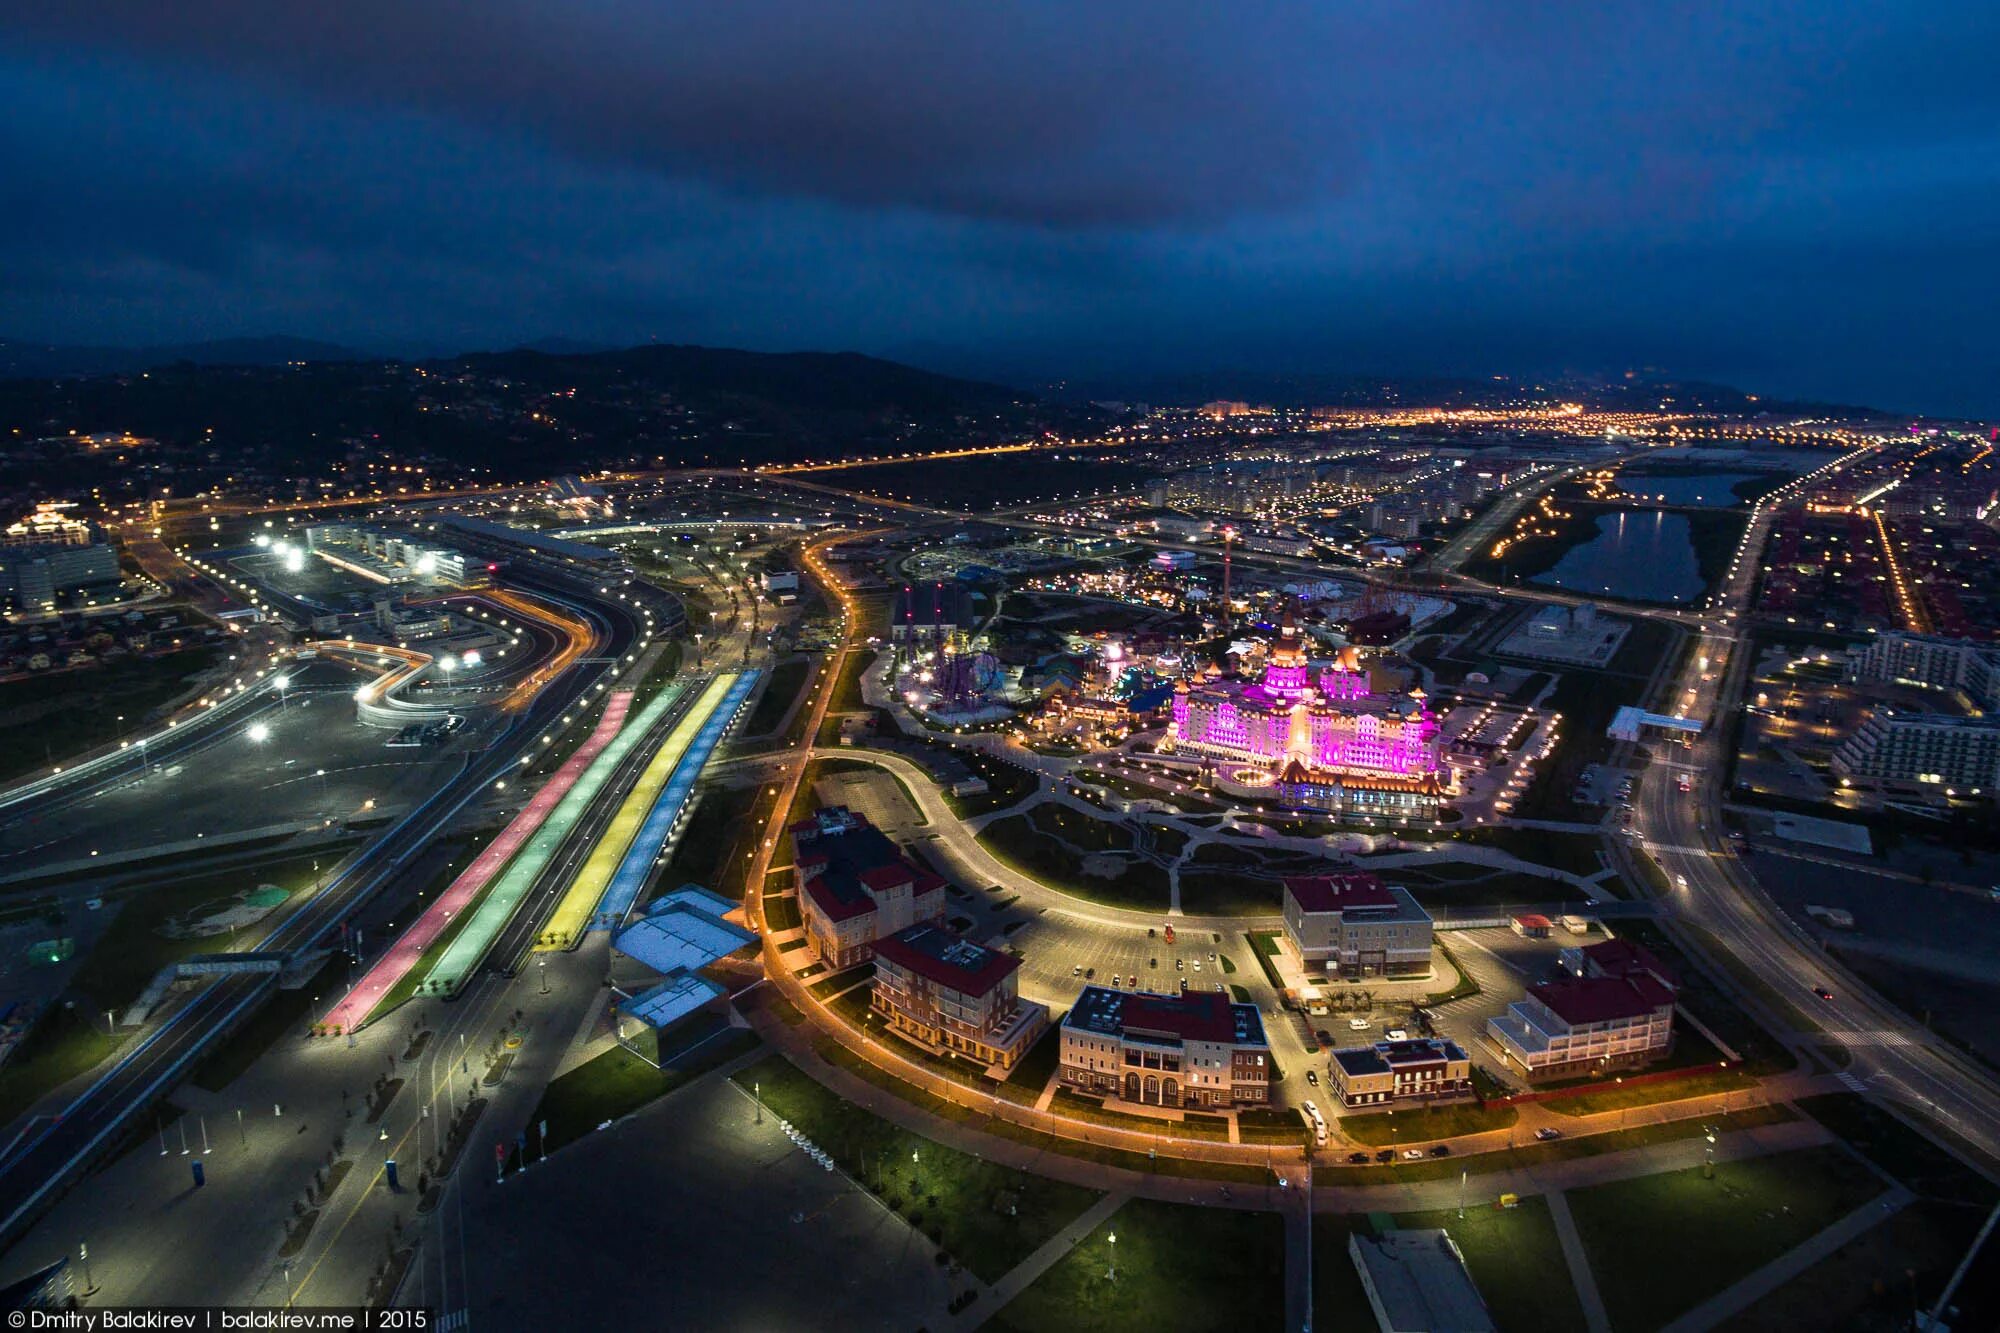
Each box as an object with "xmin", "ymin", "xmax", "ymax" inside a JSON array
[
  {"xmin": 1848, "ymin": 632, "xmax": 2000, "ymax": 713},
  {"xmin": 1281, "ymin": 873, "xmax": 1433, "ymax": 980},
  {"xmin": 1486, "ymin": 950, "xmax": 1677, "ymax": 1082},
  {"xmin": 1058, "ymin": 984, "xmax": 1271, "ymax": 1109},
  {"xmin": 1832, "ymin": 709, "xmax": 2000, "ymax": 793},
  {"xmin": 792, "ymin": 806, "xmax": 947, "ymax": 967},
  {"xmin": 0, "ymin": 503, "xmax": 119, "ymax": 613},
  {"xmin": 1165, "ymin": 604, "xmax": 1445, "ymax": 814},
  {"xmin": 1330, "ymin": 1037, "xmax": 1475, "ymax": 1109},
  {"xmin": 869, "ymin": 923, "xmax": 1049, "ymax": 1071}
]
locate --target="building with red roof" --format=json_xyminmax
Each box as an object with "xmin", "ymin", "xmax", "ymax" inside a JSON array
[
  {"xmin": 869, "ymin": 923, "xmax": 1049, "ymax": 1072},
  {"xmin": 1059, "ymin": 984, "xmax": 1271, "ymax": 1109},
  {"xmin": 1486, "ymin": 939, "xmax": 1679, "ymax": 1082},
  {"xmin": 792, "ymin": 806, "xmax": 947, "ymax": 968},
  {"xmin": 1282, "ymin": 872, "xmax": 1434, "ymax": 980}
]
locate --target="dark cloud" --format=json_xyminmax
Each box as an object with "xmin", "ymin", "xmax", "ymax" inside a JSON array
[
  {"xmin": 1, "ymin": 2, "xmax": 1998, "ymax": 413},
  {"xmin": 0, "ymin": 1, "xmax": 1354, "ymax": 227}
]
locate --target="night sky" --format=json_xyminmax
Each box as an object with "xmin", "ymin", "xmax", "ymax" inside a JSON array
[{"xmin": 4, "ymin": 2, "xmax": 1997, "ymax": 414}]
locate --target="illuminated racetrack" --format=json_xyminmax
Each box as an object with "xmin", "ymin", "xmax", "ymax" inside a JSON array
[
  {"xmin": 363, "ymin": 680, "xmax": 691, "ymax": 1015},
  {"xmin": 534, "ymin": 673, "xmax": 744, "ymax": 946},
  {"xmin": 322, "ymin": 689, "xmax": 636, "ymax": 1032},
  {"xmin": 566, "ymin": 668, "xmax": 760, "ymax": 938}
]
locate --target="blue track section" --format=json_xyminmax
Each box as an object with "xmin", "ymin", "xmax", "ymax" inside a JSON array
[{"xmin": 594, "ymin": 668, "xmax": 762, "ymax": 928}]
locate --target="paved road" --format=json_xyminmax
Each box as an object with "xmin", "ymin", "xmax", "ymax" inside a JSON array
[
  {"xmin": 0, "ymin": 573, "xmax": 644, "ymax": 1247},
  {"xmin": 1619, "ymin": 450, "xmax": 2000, "ymax": 1162}
]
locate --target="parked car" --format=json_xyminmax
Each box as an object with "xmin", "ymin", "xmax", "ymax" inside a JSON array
[
  {"xmin": 1306, "ymin": 1069, "xmax": 1319, "ymax": 1087},
  {"xmin": 1348, "ymin": 1018, "xmax": 1371, "ymax": 1031},
  {"xmin": 1429, "ymin": 1144, "xmax": 1452, "ymax": 1157},
  {"xmin": 1400, "ymin": 1149, "xmax": 1425, "ymax": 1160},
  {"xmin": 1374, "ymin": 1149, "xmax": 1395, "ymax": 1164},
  {"xmin": 1386, "ymin": 1028, "xmax": 1409, "ymax": 1041},
  {"xmin": 1348, "ymin": 1152, "xmax": 1370, "ymax": 1165},
  {"xmin": 1176, "ymin": 958, "xmax": 1184, "ymax": 971},
  {"xmin": 1535, "ymin": 1127, "xmax": 1564, "ymax": 1142},
  {"xmin": 1073, "ymin": 964, "xmax": 1083, "ymax": 976}
]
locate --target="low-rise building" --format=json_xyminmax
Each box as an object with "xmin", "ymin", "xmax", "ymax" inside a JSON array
[
  {"xmin": 869, "ymin": 923, "xmax": 1049, "ymax": 1071},
  {"xmin": 1281, "ymin": 873, "xmax": 1433, "ymax": 980},
  {"xmin": 792, "ymin": 806, "xmax": 947, "ymax": 967},
  {"xmin": 1330, "ymin": 1037, "xmax": 1475, "ymax": 1109},
  {"xmin": 1349, "ymin": 1230, "xmax": 1495, "ymax": 1333},
  {"xmin": 1059, "ymin": 984, "xmax": 1270, "ymax": 1109},
  {"xmin": 1485, "ymin": 947, "xmax": 1677, "ymax": 1081}
]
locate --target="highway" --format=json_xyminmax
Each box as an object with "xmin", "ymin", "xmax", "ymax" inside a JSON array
[
  {"xmin": 0, "ymin": 568, "xmax": 645, "ymax": 1246},
  {"xmin": 1617, "ymin": 459, "xmax": 2000, "ymax": 1163}
]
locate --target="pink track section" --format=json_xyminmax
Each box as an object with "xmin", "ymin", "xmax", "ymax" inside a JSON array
[{"xmin": 325, "ymin": 689, "xmax": 635, "ymax": 1029}]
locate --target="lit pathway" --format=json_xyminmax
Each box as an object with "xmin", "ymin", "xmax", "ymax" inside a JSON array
[
  {"xmin": 1659, "ymin": 1185, "xmax": 1912, "ymax": 1333},
  {"xmin": 323, "ymin": 689, "xmax": 634, "ymax": 1031},
  {"xmin": 943, "ymin": 1191, "xmax": 1131, "ymax": 1332},
  {"xmin": 1546, "ymin": 1190, "xmax": 1612, "ymax": 1333}
]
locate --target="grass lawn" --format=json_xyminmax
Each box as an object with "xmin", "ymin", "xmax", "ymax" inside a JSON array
[
  {"xmin": 1463, "ymin": 827, "xmax": 1607, "ymax": 878},
  {"xmin": 734, "ymin": 1054, "xmax": 1102, "ymax": 1282},
  {"xmin": 807, "ymin": 961, "xmax": 874, "ymax": 999},
  {"xmin": 990, "ymin": 1197, "xmax": 1286, "ymax": 1333},
  {"xmin": 997, "ymin": 1022, "xmax": 1064, "ymax": 1105},
  {"xmin": 1718, "ymin": 1198, "xmax": 2000, "ymax": 1333},
  {"xmin": 1797, "ymin": 1093, "xmax": 1999, "ymax": 1206},
  {"xmin": 1237, "ymin": 1106, "xmax": 1309, "ymax": 1146},
  {"xmin": 760, "ymin": 893, "xmax": 802, "ymax": 931},
  {"xmin": 1393, "ymin": 1195, "xmax": 1590, "ymax": 1333},
  {"xmin": 191, "ymin": 958, "xmax": 334, "ymax": 1092},
  {"xmin": 806, "ymin": 1036, "xmax": 1277, "ymax": 1184},
  {"xmin": 531, "ymin": 1015, "xmax": 760, "ymax": 1154},
  {"xmin": 0, "ymin": 1004, "xmax": 124, "ymax": 1128},
  {"xmin": 1315, "ymin": 1104, "xmax": 1798, "ymax": 1186},
  {"xmin": 1540, "ymin": 1065, "xmax": 1755, "ymax": 1117},
  {"xmin": 1312, "ymin": 1219, "xmax": 1389, "ymax": 1333},
  {"xmin": 0, "ymin": 645, "xmax": 224, "ymax": 783},
  {"xmin": 1051, "ymin": 1088, "xmax": 1231, "ymax": 1140},
  {"xmin": 741, "ymin": 657, "xmax": 810, "ymax": 736},
  {"xmin": 1567, "ymin": 1145, "xmax": 1887, "ymax": 1332},
  {"xmin": 1177, "ymin": 869, "xmax": 1283, "ymax": 916},
  {"xmin": 1339, "ymin": 1100, "xmax": 1520, "ymax": 1146},
  {"xmin": 73, "ymin": 849, "xmax": 346, "ymax": 1012},
  {"xmin": 979, "ymin": 812, "xmax": 1171, "ymax": 910}
]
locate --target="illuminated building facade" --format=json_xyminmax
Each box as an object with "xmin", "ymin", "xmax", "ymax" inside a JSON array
[{"xmin": 1163, "ymin": 605, "xmax": 1445, "ymax": 814}]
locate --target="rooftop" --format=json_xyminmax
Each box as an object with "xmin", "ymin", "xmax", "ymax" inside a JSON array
[
  {"xmin": 1531, "ymin": 973, "xmax": 1677, "ymax": 1025},
  {"xmin": 1064, "ymin": 984, "xmax": 1267, "ymax": 1047},
  {"xmin": 873, "ymin": 923, "xmax": 1019, "ymax": 998},
  {"xmin": 1580, "ymin": 937, "xmax": 1679, "ymax": 988},
  {"xmin": 1333, "ymin": 1037, "xmax": 1469, "ymax": 1078},
  {"xmin": 1284, "ymin": 872, "xmax": 1396, "ymax": 913},
  {"xmin": 794, "ymin": 807, "xmax": 934, "ymax": 922},
  {"xmin": 1349, "ymin": 1230, "xmax": 1494, "ymax": 1333}
]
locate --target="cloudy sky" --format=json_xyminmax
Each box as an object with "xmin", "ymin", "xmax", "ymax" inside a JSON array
[{"xmin": 3, "ymin": 2, "xmax": 1997, "ymax": 413}]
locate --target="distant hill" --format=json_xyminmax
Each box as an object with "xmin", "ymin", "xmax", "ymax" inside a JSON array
[
  {"xmin": 0, "ymin": 340, "xmax": 1079, "ymax": 479},
  {"xmin": 0, "ymin": 335, "xmax": 360, "ymax": 380}
]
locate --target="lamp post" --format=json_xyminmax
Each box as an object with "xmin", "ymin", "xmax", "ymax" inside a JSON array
[{"xmin": 1106, "ymin": 1231, "xmax": 1117, "ymax": 1281}]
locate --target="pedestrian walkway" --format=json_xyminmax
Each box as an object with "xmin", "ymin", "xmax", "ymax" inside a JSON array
[
  {"xmin": 944, "ymin": 1191, "xmax": 1130, "ymax": 1331},
  {"xmin": 1660, "ymin": 1186, "xmax": 1913, "ymax": 1333},
  {"xmin": 1546, "ymin": 1190, "xmax": 1611, "ymax": 1333}
]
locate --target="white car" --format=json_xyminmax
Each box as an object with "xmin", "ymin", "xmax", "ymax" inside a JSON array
[
  {"xmin": 1386, "ymin": 1028, "xmax": 1409, "ymax": 1041},
  {"xmin": 1347, "ymin": 1018, "xmax": 1371, "ymax": 1031}
]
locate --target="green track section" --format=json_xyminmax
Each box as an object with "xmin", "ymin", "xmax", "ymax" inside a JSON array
[{"xmin": 411, "ymin": 680, "xmax": 691, "ymax": 1000}]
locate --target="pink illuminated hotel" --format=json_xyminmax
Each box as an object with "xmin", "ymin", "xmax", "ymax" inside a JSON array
[{"xmin": 1163, "ymin": 606, "xmax": 1447, "ymax": 817}]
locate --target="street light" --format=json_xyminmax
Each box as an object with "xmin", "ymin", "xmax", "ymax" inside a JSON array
[
  {"xmin": 246, "ymin": 721, "xmax": 271, "ymax": 744},
  {"xmin": 1106, "ymin": 1231, "xmax": 1117, "ymax": 1281}
]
